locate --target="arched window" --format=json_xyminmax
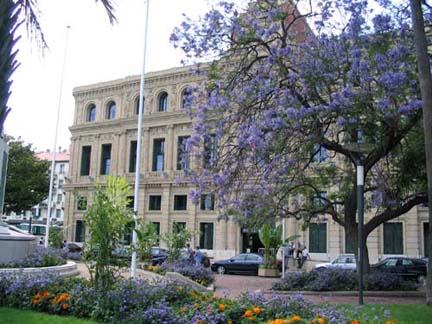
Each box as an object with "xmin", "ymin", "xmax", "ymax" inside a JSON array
[
  {"xmin": 106, "ymin": 101, "xmax": 116, "ymax": 120},
  {"xmin": 135, "ymin": 96, "xmax": 145, "ymax": 115},
  {"xmin": 158, "ymin": 92, "xmax": 168, "ymax": 112},
  {"xmin": 87, "ymin": 104, "xmax": 96, "ymax": 122},
  {"xmin": 182, "ymin": 88, "xmax": 192, "ymax": 109}
]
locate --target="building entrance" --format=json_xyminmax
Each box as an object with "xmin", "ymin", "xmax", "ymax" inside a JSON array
[{"xmin": 241, "ymin": 228, "xmax": 264, "ymax": 253}]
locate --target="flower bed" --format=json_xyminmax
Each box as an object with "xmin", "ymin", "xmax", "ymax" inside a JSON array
[
  {"xmin": 155, "ymin": 261, "xmax": 215, "ymax": 287},
  {"xmin": 272, "ymin": 269, "xmax": 419, "ymax": 291},
  {"xmin": 0, "ymin": 271, "xmax": 396, "ymax": 323},
  {"xmin": 0, "ymin": 246, "xmax": 67, "ymax": 268}
]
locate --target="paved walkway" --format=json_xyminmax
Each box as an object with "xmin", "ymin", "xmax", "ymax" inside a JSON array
[{"xmin": 75, "ymin": 262, "xmax": 426, "ymax": 305}]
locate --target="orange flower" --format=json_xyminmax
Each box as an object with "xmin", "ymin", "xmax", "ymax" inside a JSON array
[
  {"xmin": 61, "ymin": 303, "xmax": 69, "ymax": 310},
  {"xmin": 244, "ymin": 310, "xmax": 254, "ymax": 317},
  {"xmin": 42, "ymin": 291, "xmax": 50, "ymax": 298},
  {"xmin": 350, "ymin": 321, "xmax": 360, "ymax": 324},
  {"xmin": 292, "ymin": 315, "xmax": 301, "ymax": 322},
  {"xmin": 32, "ymin": 298, "xmax": 39, "ymax": 305},
  {"xmin": 247, "ymin": 317, "xmax": 255, "ymax": 321},
  {"xmin": 228, "ymin": 321, "xmax": 233, "ymax": 324},
  {"xmin": 317, "ymin": 318, "xmax": 325, "ymax": 324},
  {"xmin": 196, "ymin": 321, "xmax": 205, "ymax": 324},
  {"xmin": 194, "ymin": 303, "xmax": 200, "ymax": 308},
  {"xmin": 219, "ymin": 303, "xmax": 225, "ymax": 312},
  {"xmin": 253, "ymin": 306, "xmax": 261, "ymax": 315}
]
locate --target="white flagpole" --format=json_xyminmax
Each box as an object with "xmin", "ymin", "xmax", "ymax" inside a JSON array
[
  {"xmin": 131, "ymin": 0, "xmax": 150, "ymax": 277},
  {"xmin": 44, "ymin": 26, "xmax": 71, "ymax": 247}
]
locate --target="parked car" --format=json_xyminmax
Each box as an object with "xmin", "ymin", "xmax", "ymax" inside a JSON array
[
  {"xmin": 211, "ymin": 253, "xmax": 269, "ymax": 275},
  {"xmin": 315, "ymin": 254, "xmax": 357, "ymax": 271},
  {"xmin": 64, "ymin": 242, "xmax": 83, "ymax": 253},
  {"xmin": 371, "ymin": 257, "xmax": 427, "ymax": 283},
  {"xmin": 112, "ymin": 246, "xmax": 168, "ymax": 266}
]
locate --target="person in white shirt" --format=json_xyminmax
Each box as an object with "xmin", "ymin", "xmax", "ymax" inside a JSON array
[{"xmin": 298, "ymin": 246, "xmax": 311, "ymax": 269}]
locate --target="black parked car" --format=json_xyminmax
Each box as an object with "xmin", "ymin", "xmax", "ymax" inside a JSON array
[
  {"xmin": 211, "ymin": 253, "xmax": 266, "ymax": 275},
  {"xmin": 112, "ymin": 246, "xmax": 168, "ymax": 266},
  {"xmin": 371, "ymin": 257, "xmax": 427, "ymax": 283}
]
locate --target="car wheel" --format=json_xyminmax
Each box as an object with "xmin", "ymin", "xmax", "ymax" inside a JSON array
[
  {"xmin": 417, "ymin": 275, "xmax": 426, "ymax": 286},
  {"xmin": 217, "ymin": 266, "xmax": 226, "ymax": 275}
]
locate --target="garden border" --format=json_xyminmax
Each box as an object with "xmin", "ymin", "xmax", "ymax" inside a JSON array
[
  {"xmin": 0, "ymin": 261, "xmax": 79, "ymax": 278},
  {"xmin": 266, "ymin": 289, "xmax": 425, "ymax": 297},
  {"xmin": 166, "ymin": 271, "xmax": 214, "ymax": 292}
]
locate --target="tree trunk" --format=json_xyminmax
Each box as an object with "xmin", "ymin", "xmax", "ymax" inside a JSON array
[
  {"xmin": 345, "ymin": 223, "xmax": 371, "ymax": 274},
  {"xmin": 410, "ymin": 0, "xmax": 432, "ymax": 305}
]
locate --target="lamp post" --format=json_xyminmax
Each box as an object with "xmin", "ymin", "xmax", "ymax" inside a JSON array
[
  {"xmin": 355, "ymin": 157, "xmax": 364, "ymax": 305},
  {"xmin": 131, "ymin": 0, "xmax": 150, "ymax": 278}
]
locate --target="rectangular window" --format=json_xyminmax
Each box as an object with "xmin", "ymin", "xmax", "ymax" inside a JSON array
[
  {"xmin": 124, "ymin": 221, "xmax": 134, "ymax": 245},
  {"xmin": 384, "ymin": 222, "xmax": 403, "ymax": 254},
  {"xmin": 75, "ymin": 220, "xmax": 86, "ymax": 242},
  {"xmin": 80, "ymin": 146, "xmax": 91, "ymax": 176},
  {"xmin": 127, "ymin": 196, "xmax": 134, "ymax": 209},
  {"xmin": 149, "ymin": 195, "xmax": 162, "ymax": 211},
  {"xmin": 55, "ymin": 209, "xmax": 61, "ymax": 219},
  {"xmin": 309, "ymin": 223, "xmax": 327, "ymax": 253},
  {"xmin": 152, "ymin": 139, "xmax": 165, "ymax": 171},
  {"xmin": 129, "ymin": 141, "xmax": 137, "ymax": 173},
  {"xmin": 203, "ymin": 134, "xmax": 217, "ymax": 168},
  {"xmin": 313, "ymin": 145, "xmax": 328, "ymax": 163},
  {"xmin": 77, "ymin": 196, "xmax": 87, "ymax": 211},
  {"xmin": 56, "ymin": 194, "xmax": 62, "ymax": 204},
  {"xmin": 177, "ymin": 136, "xmax": 190, "ymax": 170},
  {"xmin": 174, "ymin": 195, "xmax": 187, "ymax": 211},
  {"xmin": 200, "ymin": 194, "xmax": 215, "ymax": 211},
  {"xmin": 313, "ymin": 191, "xmax": 327, "ymax": 209},
  {"xmin": 173, "ymin": 222, "xmax": 186, "ymax": 233},
  {"xmin": 100, "ymin": 144, "xmax": 112, "ymax": 175},
  {"xmin": 153, "ymin": 222, "xmax": 161, "ymax": 244},
  {"xmin": 58, "ymin": 180, "xmax": 64, "ymax": 189},
  {"xmin": 199, "ymin": 222, "xmax": 214, "ymax": 249},
  {"xmin": 59, "ymin": 164, "xmax": 65, "ymax": 174}
]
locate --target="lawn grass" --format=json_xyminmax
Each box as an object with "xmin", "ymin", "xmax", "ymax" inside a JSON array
[
  {"xmin": 0, "ymin": 307, "xmax": 97, "ymax": 324},
  {"xmin": 2, "ymin": 304, "xmax": 432, "ymax": 324},
  {"xmin": 341, "ymin": 304, "xmax": 432, "ymax": 324}
]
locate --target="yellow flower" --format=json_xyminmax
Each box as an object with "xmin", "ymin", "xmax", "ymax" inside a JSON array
[
  {"xmin": 292, "ymin": 315, "xmax": 301, "ymax": 322},
  {"xmin": 219, "ymin": 303, "xmax": 226, "ymax": 312},
  {"xmin": 194, "ymin": 303, "xmax": 200, "ymax": 308},
  {"xmin": 244, "ymin": 310, "xmax": 254, "ymax": 317},
  {"xmin": 318, "ymin": 318, "xmax": 325, "ymax": 324},
  {"xmin": 253, "ymin": 306, "xmax": 262, "ymax": 315},
  {"xmin": 228, "ymin": 321, "xmax": 233, "ymax": 324}
]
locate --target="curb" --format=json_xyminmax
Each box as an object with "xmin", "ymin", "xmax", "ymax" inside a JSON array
[
  {"xmin": 0, "ymin": 261, "xmax": 79, "ymax": 278},
  {"xmin": 265, "ymin": 290, "xmax": 425, "ymax": 297}
]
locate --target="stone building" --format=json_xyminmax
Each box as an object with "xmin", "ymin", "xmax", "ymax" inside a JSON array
[{"xmin": 63, "ymin": 65, "xmax": 430, "ymax": 264}]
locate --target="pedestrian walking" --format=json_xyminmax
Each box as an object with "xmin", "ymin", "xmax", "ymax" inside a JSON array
[
  {"xmin": 186, "ymin": 243, "xmax": 194, "ymax": 263},
  {"xmin": 194, "ymin": 246, "xmax": 203, "ymax": 266},
  {"xmin": 298, "ymin": 246, "xmax": 311, "ymax": 269},
  {"xmin": 283, "ymin": 244, "xmax": 290, "ymax": 270}
]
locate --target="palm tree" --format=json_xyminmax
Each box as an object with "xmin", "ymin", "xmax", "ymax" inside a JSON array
[{"xmin": 0, "ymin": 0, "xmax": 116, "ymax": 135}]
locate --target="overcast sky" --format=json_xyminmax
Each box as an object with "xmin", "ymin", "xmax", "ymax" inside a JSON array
[{"xmin": 6, "ymin": 0, "xmax": 220, "ymax": 152}]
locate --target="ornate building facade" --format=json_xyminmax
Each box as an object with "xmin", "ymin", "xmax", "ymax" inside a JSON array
[{"xmin": 63, "ymin": 65, "xmax": 430, "ymax": 264}]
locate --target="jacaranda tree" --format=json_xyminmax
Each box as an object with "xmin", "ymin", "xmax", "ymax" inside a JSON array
[{"xmin": 172, "ymin": 0, "xmax": 427, "ymax": 271}]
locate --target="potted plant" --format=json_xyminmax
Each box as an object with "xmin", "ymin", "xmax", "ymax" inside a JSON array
[{"xmin": 258, "ymin": 224, "xmax": 282, "ymax": 277}]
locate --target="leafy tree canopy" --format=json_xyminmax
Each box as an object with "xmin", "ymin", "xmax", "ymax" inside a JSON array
[
  {"xmin": 172, "ymin": 0, "xmax": 427, "ymax": 264},
  {"xmin": 4, "ymin": 136, "xmax": 50, "ymax": 213}
]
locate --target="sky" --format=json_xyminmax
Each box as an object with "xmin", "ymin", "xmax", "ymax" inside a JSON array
[{"xmin": 6, "ymin": 0, "xmax": 220, "ymax": 152}]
